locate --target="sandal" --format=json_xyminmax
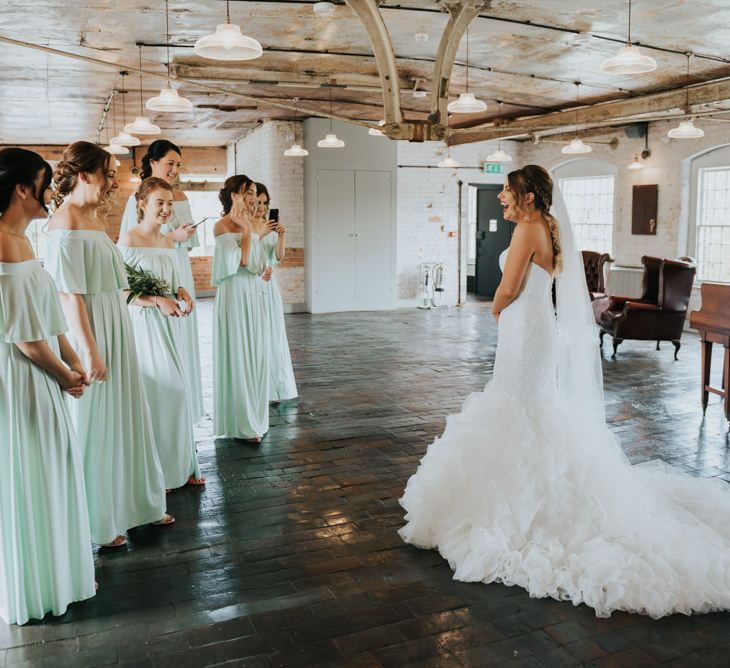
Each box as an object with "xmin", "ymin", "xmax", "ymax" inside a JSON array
[
  {"xmin": 152, "ymin": 513, "xmax": 175, "ymax": 526},
  {"xmin": 244, "ymin": 436, "xmax": 262, "ymax": 444},
  {"xmin": 186, "ymin": 475, "xmax": 206, "ymax": 486},
  {"xmin": 100, "ymin": 535, "xmax": 127, "ymax": 548}
]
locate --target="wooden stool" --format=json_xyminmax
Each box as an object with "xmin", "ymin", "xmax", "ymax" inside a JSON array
[{"xmin": 690, "ymin": 283, "xmax": 730, "ymax": 420}]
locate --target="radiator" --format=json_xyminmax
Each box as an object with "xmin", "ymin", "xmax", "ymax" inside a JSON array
[{"xmin": 606, "ymin": 266, "xmax": 643, "ymax": 298}]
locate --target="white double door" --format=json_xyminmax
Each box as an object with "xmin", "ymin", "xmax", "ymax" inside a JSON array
[{"xmin": 313, "ymin": 169, "xmax": 394, "ymax": 312}]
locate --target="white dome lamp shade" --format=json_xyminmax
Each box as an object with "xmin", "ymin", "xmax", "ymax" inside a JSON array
[
  {"xmin": 313, "ymin": 2, "xmax": 335, "ymax": 16},
  {"xmin": 194, "ymin": 0, "xmax": 263, "ymax": 61},
  {"xmin": 104, "ymin": 143, "xmax": 128, "ymax": 156},
  {"xmin": 486, "ymin": 102, "xmax": 513, "ymax": 163},
  {"xmin": 147, "ymin": 0, "xmax": 194, "ymax": 113},
  {"xmin": 667, "ymin": 54, "xmax": 705, "ymax": 139},
  {"xmin": 369, "ymin": 119, "xmax": 386, "ymax": 136},
  {"xmin": 447, "ymin": 25, "xmax": 487, "ymax": 114},
  {"xmin": 627, "ymin": 154, "xmax": 644, "ymax": 170},
  {"xmin": 562, "ymin": 83, "xmax": 592, "ymax": 155},
  {"xmin": 126, "ymin": 46, "xmax": 161, "ymax": 135},
  {"xmin": 102, "ymin": 89, "xmax": 129, "ymax": 155},
  {"xmin": 600, "ymin": 0, "xmax": 657, "ymax": 75},
  {"xmin": 284, "ymin": 143, "xmax": 309, "ymax": 157},
  {"xmin": 317, "ymin": 84, "xmax": 345, "ymax": 148}
]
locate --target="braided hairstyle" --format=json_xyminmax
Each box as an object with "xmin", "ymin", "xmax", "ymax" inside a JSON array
[
  {"xmin": 0, "ymin": 148, "xmax": 52, "ymax": 216},
  {"xmin": 507, "ymin": 164, "xmax": 562, "ymax": 273},
  {"xmin": 219, "ymin": 174, "xmax": 255, "ymax": 216},
  {"xmin": 140, "ymin": 139, "xmax": 182, "ymax": 180},
  {"xmin": 135, "ymin": 177, "xmax": 173, "ymax": 223},
  {"xmin": 52, "ymin": 141, "xmax": 111, "ymax": 208}
]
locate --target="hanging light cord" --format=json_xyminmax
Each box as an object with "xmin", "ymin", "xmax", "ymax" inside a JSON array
[
  {"xmin": 497, "ymin": 100, "xmax": 503, "ymax": 149},
  {"xmin": 627, "ymin": 0, "xmax": 632, "ymax": 44},
  {"xmin": 138, "ymin": 46, "xmax": 144, "ymax": 114},
  {"xmin": 120, "ymin": 72, "xmax": 127, "ymax": 127},
  {"xmin": 165, "ymin": 0, "xmax": 171, "ymax": 81},
  {"xmin": 684, "ymin": 52, "xmax": 692, "ymax": 114},
  {"xmin": 226, "ymin": 0, "xmax": 231, "ymax": 24},
  {"xmin": 329, "ymin": 83, "xmax": 333, "ymax": 132},
  {"xmin": 465, "ymin": 25, "xmax": 470, "ymax": 94},
  {"xmin": 574, "ymin": 82, "xmax": 580, "ymax": 138}
]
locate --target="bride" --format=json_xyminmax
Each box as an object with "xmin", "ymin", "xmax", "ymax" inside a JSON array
[{"xmin": 399, "ymin": 164, "xmax": 730, "ymax": 619}]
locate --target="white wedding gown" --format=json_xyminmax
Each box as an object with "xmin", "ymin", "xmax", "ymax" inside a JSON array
[{"xmin": 399, "ymin": 249, "xmax": 730, "ymax": 619}]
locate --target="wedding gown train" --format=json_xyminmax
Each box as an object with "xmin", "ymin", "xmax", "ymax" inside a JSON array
[{"xmin": 399, "ymin": 249, "xmax": 730, "ymax": 619}]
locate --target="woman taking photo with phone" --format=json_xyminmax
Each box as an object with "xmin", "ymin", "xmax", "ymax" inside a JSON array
[
  {"xmin": 121, "ymin": 140, "xmax": 203, "ymax": 424},
  {"xmin": 118, "ymin": 176, "xmax": 204, "ymax": 491},
  {"xmin": 253, "ymin": 183, "xmax": 297, "ymax": 403},
  {"xmin": 212, "ymin": 175, "xmax": 271, "ymax": 442},
  {"xmin": 0, "ymin": 147, "xmax": 95, "ymax": 624},
  {"xmin": 47, "ymin": 141, "xmax": 172, "ymax": 549}
]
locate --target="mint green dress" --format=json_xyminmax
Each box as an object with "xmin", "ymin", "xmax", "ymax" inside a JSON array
[
  {"xmin": 0, "ymin": 260, "xmax": 95, "ymax": 625},
  {"xmin": 121, "ymin": 196, "xmax": 203, "ymax": 423},
  {"xmin": 46, "ymin": 230, "xmax": 166, "ymax": 545},
  {"xmin": 119, "ymin": 246, "xmax": 201, "ymax": 489},
  {"xmin": 260, "ymin": 232, "xmax": 297, "ymax": 401},
  {"xmin": 213, "ymin": 233, "xmax": 271, "ymax": 439}
]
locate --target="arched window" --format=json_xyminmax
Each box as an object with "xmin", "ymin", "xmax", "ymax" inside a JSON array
[
  {"xmin": 690, "ymin": 145, "xmax": 730, "ymax": 283},
  {"xmin": 553, "ymin": 159, "xmax": 617, "ymax": 255}
]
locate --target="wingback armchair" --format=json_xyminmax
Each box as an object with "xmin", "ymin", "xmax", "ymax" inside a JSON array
[
  {"xmin": 598, "ymin": 255, "xmax": 696, "ymax": 359},
  {"xmin": 582, "ymin": 251, "xmax": 613, "ymax": 321}
]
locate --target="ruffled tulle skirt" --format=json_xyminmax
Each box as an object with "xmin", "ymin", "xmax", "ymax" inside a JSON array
[{"xmin": 399, "ymin": 380, "xmax": 730, "ymax": 619}]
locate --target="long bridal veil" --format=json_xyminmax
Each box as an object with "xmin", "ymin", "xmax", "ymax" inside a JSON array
[{"xmin": 551, "ymin": 185, "xmax": 607, "ymax": 422}]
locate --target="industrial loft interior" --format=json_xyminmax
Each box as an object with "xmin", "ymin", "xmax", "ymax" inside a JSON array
[{"xmin": 1, "ymin": 1, "xmax": 730, "ymax": 666}]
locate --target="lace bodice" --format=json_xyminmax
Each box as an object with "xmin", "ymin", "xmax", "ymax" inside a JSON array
[{"xmin": 493, "ymin": 249, "xmax": 558, "ymax": 402}]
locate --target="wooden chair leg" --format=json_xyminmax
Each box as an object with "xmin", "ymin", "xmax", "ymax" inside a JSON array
[
  {"xmin": 701, "ymin": 340, "xmax": 712, "ymax": 409},
  {"xmin": 656, "ymin": 341, "xmax": 661, "ymax": 351},
  {"xmin": 612, "ymin": 338, "xmax": 622, "ymax": 360},
  {"xmin": 724, "ymin": 346, "xmax": 730, "ymax": 420},
  {"xmin": 671, "ymin": 340, "xmax": 681, "ymax": 360}
]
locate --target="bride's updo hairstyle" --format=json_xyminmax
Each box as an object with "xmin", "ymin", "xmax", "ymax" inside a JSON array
[
  {"xmin": 218, "ymin": 174, "xmax": 255, "ymax": 216},
  {"xmin": 507, "ymin": 164, "xmax": 562, "ymax": 273},
  {"xmin": 135, "ymin": 176, "xmax": 173, "ymax": 222},
  {"xmin": 53, "ymin": 141, "xmax": 112, "ymax": 208}
]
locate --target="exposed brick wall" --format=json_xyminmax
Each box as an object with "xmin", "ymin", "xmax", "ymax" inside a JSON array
[{"xmin": 191, "ymin": 255, "xmax": 214, "ymax": 294}]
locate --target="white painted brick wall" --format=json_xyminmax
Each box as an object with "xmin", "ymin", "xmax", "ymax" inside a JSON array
[
  {"xmin": 396, "ymin": 139, "xmax": 516, "ymax": 306},
  {"xmin": 227, "ymin": 121, "xmax": 305, "ymax": 305}
]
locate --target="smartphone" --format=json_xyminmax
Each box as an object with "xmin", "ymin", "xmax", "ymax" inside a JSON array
[
  {"xmin": 190, "ymin": 217, "xmax": 209, "ymax": 228},
  {"xmin": 268, "ymin": 208, "xmax": 279, "ymax": 223}
]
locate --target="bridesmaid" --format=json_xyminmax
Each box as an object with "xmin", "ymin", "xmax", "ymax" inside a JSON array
[
  {"xmin": 118, "ymin": 177, "xmax": 205, "ymax": 490},
  {"xmin": 47, "ymin": 141, "xmax": 173, "ymax": 548},
  {"xmin": 120, "ymin": 140, "xmax": 203, "ymax": 424},
  {"xmin": 0, "ymin": 148, "xmax": 95, "ymax": 624},
  {"xmin": 252, "ymin": 183, "xmax": 298, "ymax": 402},
  {"xmin": 213, "ymin": 175, "xmax": 271, "ymax": 443}
]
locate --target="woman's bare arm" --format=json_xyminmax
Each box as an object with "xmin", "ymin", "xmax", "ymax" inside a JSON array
[{"xmin": 491, "ymin": 225, "xmax": 536, "ymax": 319}]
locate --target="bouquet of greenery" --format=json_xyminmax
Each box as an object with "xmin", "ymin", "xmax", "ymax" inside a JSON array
[{"xmin": 125, "ymin": 263, "xmax": 171, "ymax": 305}]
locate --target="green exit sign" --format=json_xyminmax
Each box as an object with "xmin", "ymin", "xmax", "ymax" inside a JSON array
[{"xmin": 483, "ymin": 162, "xmax": 505, "ymax": 174}]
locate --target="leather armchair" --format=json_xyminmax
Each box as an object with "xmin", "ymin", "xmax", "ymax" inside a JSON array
[
  {"xmin": 598, "ymin": 255, "xmax": 696, "ymax": 359},
  {"xmin": 582, "ymin": 251, "xmax": 613, "ymax": 322}
]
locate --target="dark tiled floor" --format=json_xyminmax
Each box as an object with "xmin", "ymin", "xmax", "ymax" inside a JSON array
[{"xmin": 2, "ymin": 299, "xmax": 729, "ymax": 667}]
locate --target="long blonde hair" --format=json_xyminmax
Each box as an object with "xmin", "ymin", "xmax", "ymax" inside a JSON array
[{"xmin": 507, "ymin": 165, "xmax": 562, "ymax": 273}]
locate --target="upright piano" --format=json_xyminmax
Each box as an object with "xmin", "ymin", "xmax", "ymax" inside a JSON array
[{"xmin": 689, "ymin": 283, "xmax": 730, "ymax": 420}]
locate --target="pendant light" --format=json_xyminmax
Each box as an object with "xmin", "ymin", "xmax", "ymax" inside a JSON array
[
  {"xmin": 438, "ymin": 143, "xmax": 460, "ymax": 168},
  {"xmin": 486, "ymin": 102, "xmax": 513, "ymax": 163},
  {"xmin": 110, "ymin": 72, "xmax": 140, "ymax": 147},
  {"xmin": 562, "ymin": 83, "xmax": 592, "ymax": 154},
  {"xmin": 104, "ymin": 91, "xmax": 129, "ymax": 155},
  {"xmin": 600, "ymin": 0, "xmax": 657, "ymax": 75},
  {"xmin": 369, "ymin": 119, "xmax": 386, "ymax": 137},
  {"xmin": 627, "ymin": 154, "xmax": 643, "ymax": 170},
  {"xmin": 147, "ymin": 0, "xmax": 194, "ymax": 113},
  {"xmin": 667, "ymin": 53, "xmax": 705, "ymax": 139},
  {"xmin": 126, "ymin": 46, "xmax": 162, "ymax": 135},
  {"xmin": 448, "ymin": 26, "xmax": 487, "ymax": 114},
  {"xmin": 283, "ymin": 98, "xmax": 309, "ymax": 156},
  {"xmin": 194, "ymin": 0, "xmax": 263, "ymax": 61},
  {"xmin": 317, "ymin": 84, "xmax": 345, "ymax": 148}
]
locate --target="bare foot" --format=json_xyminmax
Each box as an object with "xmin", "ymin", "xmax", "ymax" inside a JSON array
[
  {"xmin": 186, "ymin": 475, "xmax": 206, "ymax": 486},
  {"xmin": 101, "ymin": 535, "xmax": 127, "ymax": 548},
  {"xmin": 244, "ymin": 436, "xmax": 262, "ymax": 444},
  {"xmin": 152, "ymin": 513, "xmax": 175, "ymax": 526}
]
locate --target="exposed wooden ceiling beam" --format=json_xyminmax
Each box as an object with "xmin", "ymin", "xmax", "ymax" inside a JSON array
[{"xmin": 449, "ymin": 75, "xmax": 730, "ymax": 145}]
